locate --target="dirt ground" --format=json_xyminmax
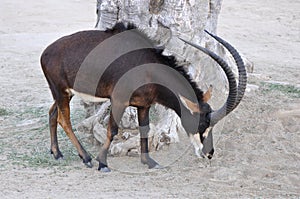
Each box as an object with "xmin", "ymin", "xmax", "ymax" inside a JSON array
[{"xmin": 0, "ymin": 0, "xmax": 299, "ymax": 198}]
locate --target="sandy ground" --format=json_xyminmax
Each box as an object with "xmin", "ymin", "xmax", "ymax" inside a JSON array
[{"xmin": 0, "ymin": 0, "xmax": 299, "ymax": 198}]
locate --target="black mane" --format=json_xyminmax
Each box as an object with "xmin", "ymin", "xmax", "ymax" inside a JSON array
[
  {"xmin": 160, "ymin": 54, "xmax": 204, "ymax": 102},
  {"xmin": 105, "ymin": 22, "xmax": 137, "ymax": 33}
]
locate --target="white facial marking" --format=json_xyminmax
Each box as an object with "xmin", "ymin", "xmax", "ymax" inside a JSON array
[
  {"xmin": 178, "ymin": 95, "xmax": 199, "ymax": 114},
  {"xmin": 179, "ymin": 95, "xmax": 193, "ymax": 115},
  {"xmin": 203, "ymin": 127, "xmax": 212, "ymax": 138},
  {"xmin": 67, "ymin": 88, "xmax": 109, "ymax": 103},
  {"xmin": 189, "ymin": 133, "xmax": 203, "ymax": 158}
]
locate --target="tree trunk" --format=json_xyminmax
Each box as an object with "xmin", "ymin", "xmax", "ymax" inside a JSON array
[{"xmin": 77, "ymin": 0, "xmax": 239, "ymax": 156}]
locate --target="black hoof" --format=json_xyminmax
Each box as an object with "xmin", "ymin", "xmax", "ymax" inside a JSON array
[
  {"xmin": 141, "ymin": 156, "xmax": 161, "ymax": 169},
  {"xmin": 51, "ymin": 150, "xmax": 64, "ymax": 160},
  {"xmin": 80, "ymin": 153, "xmax": 93, "ymax": 168},
  {"xmin": 149, "ymin": 164, "xmax": 164, "ymax": 169},
  {"xmin": 98, "ymin": 162, "xmax": 111, "ymax": 172},
  {"xmin": 84, "ymin": 161, "xmax": 93, "ymax": 168},
  {"xmin": 99, "ymin": 167, "xmax": 111, "ymax": 172}
]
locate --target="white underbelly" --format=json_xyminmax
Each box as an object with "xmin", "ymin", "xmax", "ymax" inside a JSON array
[{"xmin": 66, "ymin": 88, "xmax": 110, "ymax": 103}]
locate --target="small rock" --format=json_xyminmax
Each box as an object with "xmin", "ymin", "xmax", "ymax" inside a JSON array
[
  {"xmin": 93, "ymin": 123, "xmax": 107, "ymax": 144},
  {"xmin": 246, "ymin": 83, "xmax": 259, "ymax": 92}
]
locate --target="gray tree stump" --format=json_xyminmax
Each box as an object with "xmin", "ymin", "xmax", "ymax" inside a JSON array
[{"xmin": 77, "ymin": 0, "xmax": 252, "ymax": 156}]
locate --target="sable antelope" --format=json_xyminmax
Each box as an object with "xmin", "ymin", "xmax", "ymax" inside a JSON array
[{"xmin": 40, "ymin": 23, "xmax": 247, "ymax": 171}]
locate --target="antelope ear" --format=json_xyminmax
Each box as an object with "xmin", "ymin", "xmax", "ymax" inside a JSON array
[
  {"xmin": 179, "ymin": 95, "xmax": 200, "ymax": 114},
  {"xmin": 203, "ymin": 85, "xmax": 213, "ymax": 103}
]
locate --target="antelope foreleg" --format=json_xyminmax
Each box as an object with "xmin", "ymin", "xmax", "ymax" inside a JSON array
[
  {"xmin": 96, "ymin": 110, "xmax": 119, "ymax": 172},
  {"xmin": 138, "ymin": 107, "xmax": 161, "ymax": 169}
]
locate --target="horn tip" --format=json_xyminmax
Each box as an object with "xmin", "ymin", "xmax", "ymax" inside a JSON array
[{"xmin": 204, "ymin": 29, "xmax": 215, "ymax": 37}]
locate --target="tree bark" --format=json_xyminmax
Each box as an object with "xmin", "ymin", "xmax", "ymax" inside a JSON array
[{"xmin": 78, "ymin": 0, "xmax": 235, "ymax": 156}]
